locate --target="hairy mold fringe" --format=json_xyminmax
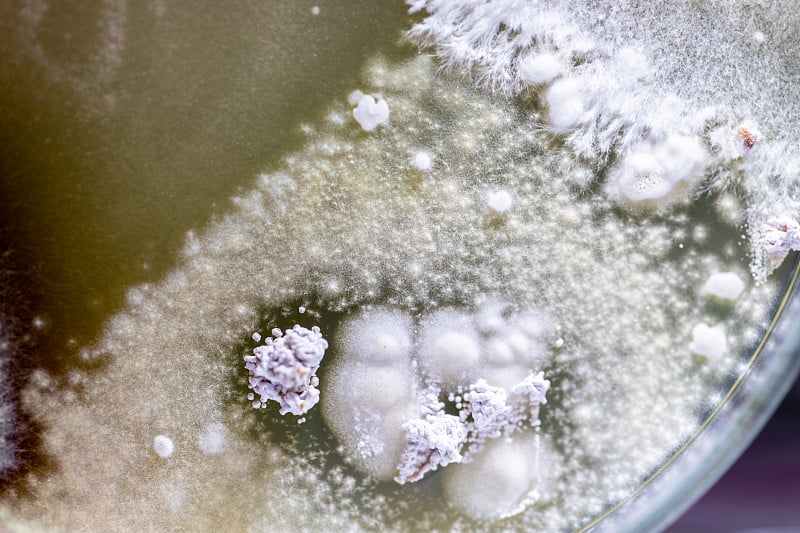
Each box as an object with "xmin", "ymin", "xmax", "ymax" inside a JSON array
[{"xmin": 406, "ymin": 0, "xmax": 800, "ymax": 280}]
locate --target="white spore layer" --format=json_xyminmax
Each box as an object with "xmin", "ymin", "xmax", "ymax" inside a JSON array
[{"xmin": 395, "ymin": 412, "xmax": 466, "ymax": 484}]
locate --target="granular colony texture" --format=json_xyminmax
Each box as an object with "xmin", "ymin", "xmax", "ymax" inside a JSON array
[{"xmin": 1, "ymin": 0, "xmax": 798, "ymax": 531}]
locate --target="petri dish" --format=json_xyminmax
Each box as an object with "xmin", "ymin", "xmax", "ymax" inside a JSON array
[
  {"xmin": 588, "ymin": 258, "xmax": 800, "ymax": 532},
  {"xmin": 1, "ymin": 1, "xmax": 799, "ymax": 531}
]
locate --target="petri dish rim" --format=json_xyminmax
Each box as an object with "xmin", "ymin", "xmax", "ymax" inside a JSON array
[{"xmin": 581, "ymin": 254, "xmax": 800, "ymax": 532}]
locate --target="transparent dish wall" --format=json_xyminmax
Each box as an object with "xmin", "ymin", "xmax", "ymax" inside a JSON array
[{"xmin": 591, "ymin": 258, "xmax": 800, "ymax": 532}]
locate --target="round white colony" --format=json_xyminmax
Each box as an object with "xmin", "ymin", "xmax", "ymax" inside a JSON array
[
  {"xmin": 153, "ymin": 435, "xmax": 174, "ymax": 458},
  {"xmin": 411, "ymin": 150, "xmax": 434, "ymax": 171}
]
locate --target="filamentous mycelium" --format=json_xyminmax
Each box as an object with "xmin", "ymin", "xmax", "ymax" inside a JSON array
[
  {"xmin": 407, "ymin": 0, "xmax": 800, "ymax": 281},
  {"xmin": 0, "ymin": 50, "xmax": 780, "ymax": 532}
]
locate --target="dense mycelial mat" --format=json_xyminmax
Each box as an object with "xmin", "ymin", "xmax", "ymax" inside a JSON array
[{"xmin": 2, "ymin": 0, "xmax": 800, "ymax": 531}]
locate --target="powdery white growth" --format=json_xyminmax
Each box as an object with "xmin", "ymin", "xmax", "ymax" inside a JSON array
[
  {"xmin": 153, "ymin": 435, "xmax": 174, "ymax": 458},
  {"xmin": 392, "ymin": 372, "xmax": 550, "ymax": 484},
  {"xmin": 688, "ymin": 323, "xmax": 728, "ymax": 360},
  {"xmin": 700, "ymin": 272, "xmax": 746, "ymax": 302},
  {"xmin": 394, "ymin": 412, "xmax": 467, "ymax": 484},
  {"xmin": 352, "ymin": 93, "xmax": 390, "ymax": 131},
  {"xmin": 442, "ymin": 436, "xmax": 543, "ymax": 519},
  {"xmin": 511, "ymin": 371, "xmax": 549, "ymax": 406},
  {"xmin": 244, "ymin": 324, "xmax": 328, "ymax": 416},
  {"xmin": 463, "ymin": 379, "xmax": 510, "ymax": 439},
  {"xmin": 463, "ymin": 372, "xmax": 550, "ymax": 444},
  {"xmin": 337, "ymin": 307, "xmax": 413, "ymax": 365},
  {"xmin": 411, "ymin": 150, "xmax": 434, "ymax": 171},
  {"xmin": 324, "ymin": 304, "xmax": 553, "ymax": 485},
  {"xmin": 197, "ymin": 422, "xmax": 228, "ymax": 455}
]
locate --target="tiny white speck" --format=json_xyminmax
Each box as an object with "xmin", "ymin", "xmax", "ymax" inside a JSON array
[
  {"xmin": 252, "ymin": 332, "xmax": 262, "ymax": 342},
  {"xmin": 311, "ymin": 5, "xmax": 320, "ymax": 15},
  {"xmin": 411, "ymin": 151, "xmax": 433, "ymax": 171},
  {"xmin": 299, "ymin": 306, "xmax": 306, "ymax": 314},
  {"xmin": 486, "ymin": 189, "xmax": 514, "ymax": 214},
  {"xmin": 271, "ymin": 327, "xmax": 283, "ymax": 338},
  {"xmin": 153, "ymin": 435, "xmax": 175, "ymax": 458},
  {"xmin": 753, "ymin": 31, "xmax": 765, "ymax": 43}
]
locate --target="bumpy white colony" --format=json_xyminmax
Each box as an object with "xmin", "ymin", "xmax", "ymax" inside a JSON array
[
  {"xmin": 244, "ymin": 325, "xmax": 328, "ymax": 416},
  {"xmin": 350, "ymin": 90, "xmax": 390, "ymax": 131}
]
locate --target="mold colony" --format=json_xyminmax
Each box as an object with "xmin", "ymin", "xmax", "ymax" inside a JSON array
[
  {"xmin": 1, "ymin": 0, "xmax": 799, "ymax": 531},
  {"xmin": 320, "ymin": 303, "xmax": 551, "ymax": 513}
]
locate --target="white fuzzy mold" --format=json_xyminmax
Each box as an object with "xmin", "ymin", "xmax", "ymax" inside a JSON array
[
  {"xmin": 519, "ymin": 52, "xmax": 563, "ymax": 85},
  {"xmin": 442, "ymin": 436, "xmax": 544, "ymax": 519},
  {"xmin": 545, "ymin": 77, "xmax": 588, "ymax": 133},
  {"xmin": 322, "ymin": 308, "xmax": 418, "ymax": 481},
  {"xmin": 337, "ymin": 307, "xmax": 413, "ymax": 365}
]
